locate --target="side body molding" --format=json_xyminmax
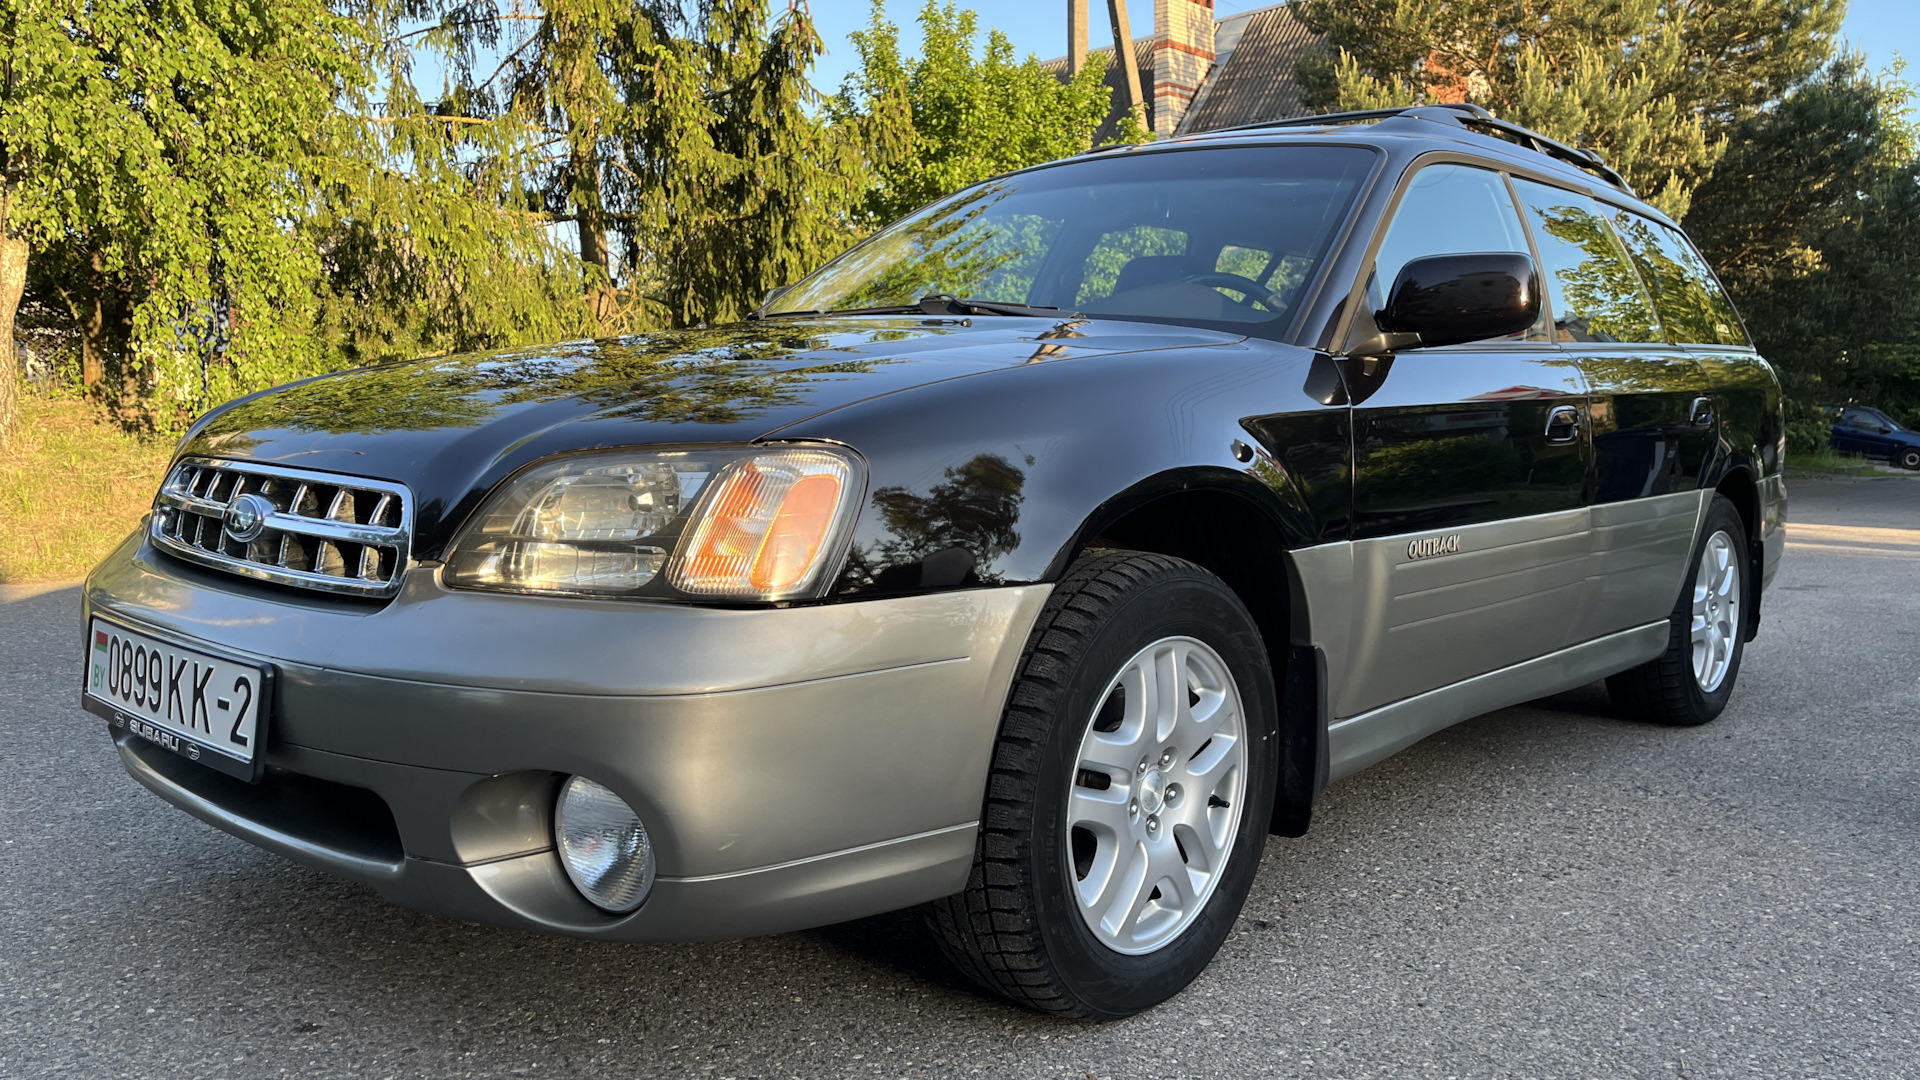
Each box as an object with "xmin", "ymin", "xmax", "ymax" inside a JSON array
[
  {"xmin": 1290, "ymin": 490, "xmax": 1708, "ymax": 767},
  {"xmin": 1326, "ymin": 622, "xmax": 1668, "ymax": 780}
]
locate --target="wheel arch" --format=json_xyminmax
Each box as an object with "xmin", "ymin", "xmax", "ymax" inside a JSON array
[
  {"xmin": 1709, "ymin": 464, "xmax": 1765, "ymax": 641},
  {"xmin": 1056, "ymin": 469, "xmax": 1328, "ymax": 838}
]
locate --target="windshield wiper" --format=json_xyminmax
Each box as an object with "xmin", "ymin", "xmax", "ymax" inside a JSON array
[
  {"xmin": 920, "ymin": 294, "xmax": 1078, "ymax": 318},
  {"xmin": 808, "ymin": 303, "xmax": 927, "ymax": 317},
  {"xmin": 786, "ymin": 294, "xmax": 1079, "ymax": 319}
]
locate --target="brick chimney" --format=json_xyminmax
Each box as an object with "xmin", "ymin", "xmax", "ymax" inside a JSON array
[{"xmin": 1152, "ymin": 0, "xmax": 1215, "ymax": 135}]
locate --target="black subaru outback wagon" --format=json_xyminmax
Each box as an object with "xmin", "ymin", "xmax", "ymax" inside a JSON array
[{"xmin": 83, "ymin": 104, "xmax": 1784, "ymax": 1018}]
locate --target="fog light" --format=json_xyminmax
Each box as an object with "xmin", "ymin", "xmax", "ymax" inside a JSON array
[{"xmin": 554, "ymin": 776, "xmax": 654, "ymax": 913}]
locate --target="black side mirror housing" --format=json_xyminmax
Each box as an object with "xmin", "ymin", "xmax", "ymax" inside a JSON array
[{"xmin": 1377, "ymin": 252, "xmax": 1541, "ymax": 350}]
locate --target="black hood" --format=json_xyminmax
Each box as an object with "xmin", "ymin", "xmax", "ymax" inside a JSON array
[{"xmin": 180, "ymin": 316, "xmax": 1242, "ymax": 556}]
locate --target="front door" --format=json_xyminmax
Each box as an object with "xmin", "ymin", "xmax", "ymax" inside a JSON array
[{"xmin": 1334, "ymin": 162, "xmax": 1593, "ymax": 719}]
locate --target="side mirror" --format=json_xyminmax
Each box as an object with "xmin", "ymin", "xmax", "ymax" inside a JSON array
[{"xmin": 1377, "ymin": 252, "xmax": 1540, "ymax": 350}]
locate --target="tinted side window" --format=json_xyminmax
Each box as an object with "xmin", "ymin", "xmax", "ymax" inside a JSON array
[
  {"xmin": 1611, "ymin": 211, "xmax": 1749, "ymax": 346},
  {"xmin": 1370, "ymin": 164, "xmax": 1547, "ymax": 341},
  {"xmin": 1512, "ymin": 179, "xmax": 1662, "ymax": 344}
]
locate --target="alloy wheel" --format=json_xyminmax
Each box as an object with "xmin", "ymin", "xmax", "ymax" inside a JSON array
[
  {"xmin": 1691, "ymin": 530, "xmax": 1742, "ymax": 693},
  {"xmin": 1065, "ymin": 636, "xmax": 1247, "ymax": 955}
]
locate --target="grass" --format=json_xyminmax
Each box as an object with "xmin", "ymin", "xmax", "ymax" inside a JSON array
[
  {"xmin": 1785, "ymin": 446, "xmax": 1901, "ymax": 478},
  {"xmin": 0, "ymin": 394, "xmax": 173, "ymax": 583}
]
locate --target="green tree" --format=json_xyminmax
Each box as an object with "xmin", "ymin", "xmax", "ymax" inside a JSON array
[
  {"xmin": 1684, "ymin": 55, "xmax": 1920, "ymax": 415},
  {"xmin": 414, "ymin": 0, "xmax": 876, "ymax": 330},
  {"xmin": 622, "ymin": 3, "xmax": 880, "ymax": 327},
  {"xmin": 832, "ymin": 0, "xmax": 1129, "ymax": 227},
  {"xmin": 401, "ymin": 0, "xmax": 643, "ymax": 324},
  {"xmin": 0, "ymin": 0, "xmax": 363, "ymax": 432},
  {"xmin": 0, "ymin": 0, "xmax": 599, "ymax": 435},
  {"xmin": 1292, "ymin": 0, "xmax": 1846, "ymax": 217},
  {"xmin": 314, "ymin": 0, "xmax": 602, "ymax": 367}
]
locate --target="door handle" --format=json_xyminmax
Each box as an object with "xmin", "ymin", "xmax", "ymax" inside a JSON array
[
  {"xmin": 1691, "ymin": 397, "xmax": 1715, "ymax": 426},
  {"xmin": 1545, "ymin": 404, "xmax": 1582, "ymax": 443}
]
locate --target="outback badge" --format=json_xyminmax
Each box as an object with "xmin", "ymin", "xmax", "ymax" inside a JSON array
[{"xmin": 1407, "ymin": 534, "xmax": 1462, "ymax": 560}]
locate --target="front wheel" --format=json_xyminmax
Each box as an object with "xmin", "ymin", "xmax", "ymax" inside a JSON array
[
  {"xmin": 1606, "ymin": 495, "xmax": 1748, "ymax": 726},
  {"xmin": 926, "ymin": 550, "xmax": 1277, "ymax": 1018},
  {"xmin": 1897, "ymin": 447, "xmax": 1920, "ymax": 471}
]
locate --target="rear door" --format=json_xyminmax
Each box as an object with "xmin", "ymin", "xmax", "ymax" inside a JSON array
[
  {"xmin": 1508, "ymin": 180, "xmax": 1715, "ymax": 642},
  {"xmin": 1335, "ymin": 162, "xmax": 1592, "ymax": 719}
]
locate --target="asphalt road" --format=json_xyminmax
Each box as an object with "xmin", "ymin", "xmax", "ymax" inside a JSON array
[{"xmin": 4, "ymin": 476, "xmax": 1917, "ymax": 1080}]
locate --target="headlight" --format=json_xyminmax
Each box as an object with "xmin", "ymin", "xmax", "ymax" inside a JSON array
[{"xmin": 444, "ymin": 445, "xmax": 864, "ymax": 601}]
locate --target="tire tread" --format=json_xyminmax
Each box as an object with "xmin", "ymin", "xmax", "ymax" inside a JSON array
[{"xmin": 924, "ymin": 549, "xmax": 1197, "ymax": 1017}]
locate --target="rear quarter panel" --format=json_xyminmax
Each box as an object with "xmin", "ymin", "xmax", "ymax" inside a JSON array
[{"xmin": 1691, "ymin": 347, "xmax": 1787, "ymax": 589}]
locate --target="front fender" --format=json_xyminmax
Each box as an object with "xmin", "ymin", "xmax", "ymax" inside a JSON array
[{"xmin": 768, "ymin": 339, "xmax": 1353, "ymax": 599}]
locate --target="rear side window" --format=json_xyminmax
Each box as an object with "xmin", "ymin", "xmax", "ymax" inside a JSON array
[
  {"xmin": 1369, "ymin": 163, "xmax": 1547, "ymax": 341},
  {"xmin": 1512, "ymin": 178, "xmax": 1662, "ymax": 344},
  {"xmin": 1610, "ymin": 211, "xmax": 1750, "ymax": 346}
]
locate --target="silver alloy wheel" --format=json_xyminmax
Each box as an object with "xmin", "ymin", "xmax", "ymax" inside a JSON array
[
  {"xmin": 1066, "ymin": 635, "xmax": 1247, "ymax": 955},
  {"xmin": 1691, "ymin": 529, "xmax": 1742, "ymax": 693}
]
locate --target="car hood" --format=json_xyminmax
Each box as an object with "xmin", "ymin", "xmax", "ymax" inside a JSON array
[{"xmin": 178, "ymin": 317, "xmax": 1243, "ymax": 556}]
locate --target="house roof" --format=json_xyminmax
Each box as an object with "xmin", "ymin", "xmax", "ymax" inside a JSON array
[
  {"xmin": 1042, "ymin": 3, "xmax": 1326, "ymax": 140},
  {"xmin": 1178, "ymin": 3, "xmax": 1323, "ymax": 134}
]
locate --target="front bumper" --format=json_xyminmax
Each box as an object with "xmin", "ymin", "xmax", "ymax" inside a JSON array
[{"xmin": 84, "ymin": 531, "xmax": 1049, "ymax": 940}]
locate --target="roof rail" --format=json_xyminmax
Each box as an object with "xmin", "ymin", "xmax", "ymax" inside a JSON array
[{"xmin": 1217, "ymin": 103, "xmax": 1635, "ymax": 196}]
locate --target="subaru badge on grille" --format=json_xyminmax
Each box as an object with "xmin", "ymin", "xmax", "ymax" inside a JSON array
[{"xmin": 223, "ymin": 493, "xmax": 274, "ymax": 543}]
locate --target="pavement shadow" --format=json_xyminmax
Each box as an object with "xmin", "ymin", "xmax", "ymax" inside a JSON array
[
  {"xmin": 1529, "ymin": 679, "xmax": 1619, "ymax": 719},
  {"xmin": 802, "ymin": 906, "xmax": 979, "ymax": 994}
]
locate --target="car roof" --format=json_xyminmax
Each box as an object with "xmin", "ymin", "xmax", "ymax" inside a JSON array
[{"xmin": 1036, "ymin": 105, "xmax": 1679, "ymax": 230}]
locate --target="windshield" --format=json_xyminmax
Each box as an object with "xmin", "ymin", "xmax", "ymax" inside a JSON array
[{"xmin": 769, "ymin": 145, "xmax": 1378, "ymax": 329}]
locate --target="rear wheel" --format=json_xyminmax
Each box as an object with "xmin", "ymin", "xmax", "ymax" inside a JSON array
[
  {"xmin": 1606, "ymin": 495, "xmax": 1747, "ymax": 726},
  {"xmin": 926, "ymin": 550, "xmax": 1277, "ymax": 1018}
]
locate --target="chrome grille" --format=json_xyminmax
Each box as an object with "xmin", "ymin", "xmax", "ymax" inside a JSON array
[{"xmin": 151, "ymin": 458, "xmax": 412, "ymax": 598}]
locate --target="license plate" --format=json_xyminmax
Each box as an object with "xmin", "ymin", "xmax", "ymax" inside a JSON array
[{"xmin": 82, "ymin": 618, "xmax": 270, "ymax": 781}]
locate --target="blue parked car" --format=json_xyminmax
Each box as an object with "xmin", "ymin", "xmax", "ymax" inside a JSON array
[{"xmin": 1830, "ymin": 405, "xmax": 1920, "ymax": 470}]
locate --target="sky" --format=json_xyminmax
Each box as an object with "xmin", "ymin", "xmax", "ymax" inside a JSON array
[{"xmin": 803, "ymin": 0, "xmax": 1920, "ymax": 99}]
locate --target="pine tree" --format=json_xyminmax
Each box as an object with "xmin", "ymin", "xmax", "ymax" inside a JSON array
[
  {"xmin": 415, "ymin": 0, "xmax": 878, "ymax": 330},
  {"xmin": 1685, "ymin": 56, "xmax": 1920, "ymax": 417},
  {"xmin": 1292, "ymin": 0, "xmax": 1846, "ymax": 217}
]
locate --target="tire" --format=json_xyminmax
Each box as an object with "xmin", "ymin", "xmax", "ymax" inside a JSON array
[
  {"xmin": 1606, "ymin": 495, "xmax": 1748, "ymax": 726},
  {"xmin": 926, "ymin": 550, "xmax": 1278, "ymax": 1019},
  {"xmin": 1898, "ymin": 447, "xmax": 1920, "ymax": 471}
]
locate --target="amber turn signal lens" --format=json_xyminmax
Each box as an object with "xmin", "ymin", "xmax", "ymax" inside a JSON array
[
  {"xmin": 669, "ymin": 448, "xmax": 860, "ymax": 600},
  {"xmin": 749, "ymin": 472, "xmax": 843, "ymax": 591}
]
